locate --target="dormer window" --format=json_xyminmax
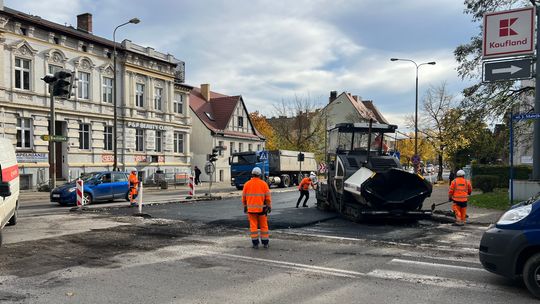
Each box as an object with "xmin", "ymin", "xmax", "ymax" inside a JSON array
[
  {"xmin": 82, "ymin": 45, "xmax": 88, "ymax": 52},
  {"xmin": 205, "ymin": 112, "xmax": 215, "ymax": 121},
  {"xmin": 20, "ymin": 27, "xmax": 27, "ymax": 36}
]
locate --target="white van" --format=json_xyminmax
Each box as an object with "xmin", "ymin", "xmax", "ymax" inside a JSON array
[{"xmin": 0, "ymin": 138, "xmax": 19, "ymax": 246}]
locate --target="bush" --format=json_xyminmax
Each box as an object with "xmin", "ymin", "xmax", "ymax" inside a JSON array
[
  {"xmin": 472, "ymin": 164, "xmax": 532, "ymax": 188},
  {"xmin": 473, "ymin": 175, "xmax": 499, "ymax": 193}
]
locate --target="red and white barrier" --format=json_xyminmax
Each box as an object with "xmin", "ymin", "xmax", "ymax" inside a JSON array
[
  {"xmin": 189, "ymin": 175, "xmax": 195, "ymax": 197},
  {"xmin": 76, "ymin": 178, "xmax": 84, "ymax": 207},
  {"xmin": 137, "ymin": 182, "xmax": 143, "ymax": 213}
]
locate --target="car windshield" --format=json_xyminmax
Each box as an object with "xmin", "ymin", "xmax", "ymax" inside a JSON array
[{"xmin": 81, "ymin": 172, "xmax": 101, "ymax": 182}]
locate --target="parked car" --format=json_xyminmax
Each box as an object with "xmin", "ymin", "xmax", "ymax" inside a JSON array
[
  {"xmin": 50, "ymin": 171, "xmax": 131, "ymax": 205},
  {"xmin": 0, "ymin": 138, "xmax": 19, "ymax": 247},
  {"xmin": 479, "ymin": 193, "xmax": 540, "ymax": 298},
  {"xmin": 426, "ymin": 164, "xmax": 434, "ymax": 174}
]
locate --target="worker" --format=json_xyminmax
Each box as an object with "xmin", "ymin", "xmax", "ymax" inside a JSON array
[
  {"xmin": 128, "ymin": 169, "xmax": 139, "ymax": 207},
  {"xmin": 242, "ymin": 167, "xmax": 272, "ymax": 249},
  {"xmin": 309, "ymin": 171, "xmax": 318, "ymax": 187},
  {"xmin": 296, "ymin": 173, "xmax": 316, "ymax": 208},
  {"xmin": 448, "ymin": 169, "xmax": 472, "ymax": 226}
]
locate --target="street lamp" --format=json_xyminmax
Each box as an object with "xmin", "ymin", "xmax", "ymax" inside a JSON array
[
  {"xmin": 390, "ymin": 58, "xmax": 436, "ymax": 173},
  {"xmin": 113, "ymin": 17, "xmax": 140, "ymax": 171}
]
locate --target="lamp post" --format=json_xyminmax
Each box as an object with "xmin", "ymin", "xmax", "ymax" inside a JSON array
[
  {"xmin": 113, "ymin": 18, "xmax": 140, "ymax": 171},
  {"xmin": 390, "ymin": 58, "xmax": 436, "ymax": 173}
]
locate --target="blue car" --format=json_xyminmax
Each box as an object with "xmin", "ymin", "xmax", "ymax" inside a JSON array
[
  {"xmin": 479, "ymin": 193, "xmax": 540, "ymax": 298},
  {"xmin": 50, "ymin": 171, "xmax": 131, "ymax": 205}
]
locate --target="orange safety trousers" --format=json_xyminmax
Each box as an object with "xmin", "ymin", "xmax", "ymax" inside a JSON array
[
  {"xmin": 248, "ymin": 213, "xmax": 269, "ymax": 243},
  {"xmin": 452, "ymin": 204, "xmax": 467, "ymax": 222}
]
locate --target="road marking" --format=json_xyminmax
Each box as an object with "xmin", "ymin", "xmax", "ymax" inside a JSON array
[
  {"xmin": 213, "ymin": 252, "xmax": 363, "ymax": 278},
  {"xmin": 390, "ymin": 258, "xmax": 484, "ymax": 272}
]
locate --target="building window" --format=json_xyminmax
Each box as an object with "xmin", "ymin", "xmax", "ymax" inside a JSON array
[
  {"xmin": 15, "ymin": 58, "xmax": 31, "ymax": 90},
  {"xmin": 230, "ymin": 142, "xmax": 235, "ymax": 154},
  {"xmin": 218, "ymin": 141, "xmax": 224, "ymax": 156},
  {"xmin": 155, "ymin": 130, "xmax": 163, "ymax": 152},
  {"xmin": 79, "ymin": 123, "xmax": 90, "ymax": 150},
  {"xmin": 239, "ymin": 143, "xmax": 243, "ymax": 152},
  {"xmin": 135, "ymin": 83, "xmax": 145, "ymax": 107},
  {"xmin": 104, "ymin": 126, "xmax": 113, "ymax": 151},
  {"xmin": 257, "ymin": 144, "xmax": 261, "ymax": 151},
  {"xmin": 248, "ymin": 144, "xmax": 252, "ymax": 152},
  {"xmin": 102, "ymin": 77, "xmax": 113, "ymax": 103},
  {"xmin": 174, "ymin": 132, "xmax": 184, "ymax": 153},
  {"xmin": 173, "ymin": 93, "xmax": 184, "ymax": 114},
  {"xmin": 154, "ymin": 87, "xmax": 163, "ymax": 111},
  {"xmin": 48, "ymin": 64, "xmax": 62, "ymax": 75},
  {"xmin": 78, "ymin": 71, "xmax": 90, "ymax": 99},
  {"xmin": 135, "ymin": 129, "xmax": 144, "ymax": 152},
  {"xmin": 238, "ymin": 116, "xmax": 244, "ymax": 128},
  {"xmin": 16, "ymin": 118, "xmax": 32, "ymax": 149}
]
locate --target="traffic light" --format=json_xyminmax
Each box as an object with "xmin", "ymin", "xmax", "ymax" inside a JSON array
[
  {"xmin": 209, "ymin": 148, "xmax": 219, "ymax": 162},
  {"xmin": 52, "ymin": 71, "xmax": 72, "ymax": 97},
  {"xmin": 297, "ymin": 152, "xmax": 304, "ymax": 162}
]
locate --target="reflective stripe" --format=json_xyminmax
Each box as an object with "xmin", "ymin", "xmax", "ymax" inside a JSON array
[{"xmin": 243, "ymin": 193, "xmax": 270, "ymax": 197}]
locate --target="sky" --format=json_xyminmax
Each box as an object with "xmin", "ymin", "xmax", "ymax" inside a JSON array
[{"xmin": 7, "ymin": 0, "xmax": 482, "ymax": 130}]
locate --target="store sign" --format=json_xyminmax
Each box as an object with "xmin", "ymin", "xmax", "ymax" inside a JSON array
[
  {"xmin": 16, "ymin": 153, "xmax": 48, "ymax": 163},
  {"xmin": 102, "ymin": 155, "xmax": 114, "ymax": 163},
  {"xmin": 483, "ymin": 7, "xmax": 535, "ymax": 58},
  {"xmin": 127, "ymin": 121, "xmax": 172, "ymax": 131}
]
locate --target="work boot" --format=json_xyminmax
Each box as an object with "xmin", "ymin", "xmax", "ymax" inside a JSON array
[
  {"xmin": 263, "ymin": 244, "xmax": 269, "ymax": 249},
  {"xmin": 302, "ymin": 204, "xmax": 308, "ymax": 208},
  {"xmin": 252, "ymin": 244, "xmax": 259, "ymax": 249},
  {"xmin": 295, "ymin": 204, "xmax": 299, "ymax": 208}
]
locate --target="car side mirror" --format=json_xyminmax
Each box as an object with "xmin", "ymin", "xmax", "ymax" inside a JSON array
[{"xmin": 0, "ymin": 181, "xmax": 11, "ymax": 198}]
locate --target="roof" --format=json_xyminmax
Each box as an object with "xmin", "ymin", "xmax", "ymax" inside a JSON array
[
  {"xmin": 189, "ymin": 87, "xmax": 263, "ymax": 140},
  {"xmin": 2, "ymin": 7, "xmax": 177, "ymax": 65},
  {"xmin": 362, "ymin": 100, "xmax": 389, "ymax": 124},
  {"xmin": 343, "ymin": 93, "xmax": 380, "ymax": 122}
]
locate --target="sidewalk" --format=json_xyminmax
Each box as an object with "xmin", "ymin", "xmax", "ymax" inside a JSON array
[{"xmin": 425, "ymin": 183, "xmax": 505, "ymax": 225}]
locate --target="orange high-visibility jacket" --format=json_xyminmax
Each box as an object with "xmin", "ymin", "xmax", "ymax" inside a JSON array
[
  {"xmin": 128, "ymin": 173, "xmax": 139, "ymax": 188},
  {"xmin": 449, "ymin": 177, "xmax": 472, "ymax": 202},
  {"xmin": 299, "ymin": 177, "xmax": 313, "ymax": 191},
  {"xmin": 242, "ymin": 177, "xmax": 271, "ymax": 213}
]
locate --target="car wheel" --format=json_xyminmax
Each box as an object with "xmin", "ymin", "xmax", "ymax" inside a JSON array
[
  {"xmin": 83, "ymin": 192, "xmax": 92, "ymax": 205},
  {"xmin": 0, "ymin": 230, "xmax": 3, "ymax": 247},
  {"xmin": 523, "ymin": 253, "xmax": 540, "ymax": 298},
  {"xmin": 7, "ymin": 201, "xmax": 18, "ymax": 226}
]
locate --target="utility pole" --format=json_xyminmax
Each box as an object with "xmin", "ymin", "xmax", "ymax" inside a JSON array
[
  {"xmin": 49, "ymin": 89, "xmax": 56, "ymax": 190},
  {"xmin": 534, "ymin": 4, "xmax": 540, "ymax": 180}
]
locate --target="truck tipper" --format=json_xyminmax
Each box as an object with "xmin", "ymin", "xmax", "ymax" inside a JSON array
[
  {"xmin": 316, "ymin": 122, "xmax": 432, "ymax": 220},
  {"xmin": 230, "ymin": 150, "xmax": 317, "ymax": 189}
]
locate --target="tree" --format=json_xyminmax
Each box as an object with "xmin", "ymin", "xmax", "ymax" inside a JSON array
[
  {"xmin": 455, "ymin": 0, "xmax": 534, "ymax": 118},
  {"xmin": 269, "ymin": 94, "xmax": 326, "ymax": 161},
  {"xmin": 249, "ymin": 111, "xmax": 277, "ymax": 150}
]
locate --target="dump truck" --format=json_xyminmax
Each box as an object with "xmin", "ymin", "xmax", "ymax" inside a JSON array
[
  {"xmin": 230, "ymin": 150, "xmax": 317, "ymax": 190},
  {"xmin": 316, "ymin": 122, "xmax": 432, "ymax": 220}
]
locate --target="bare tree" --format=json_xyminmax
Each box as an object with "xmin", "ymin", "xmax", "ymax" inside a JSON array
[{"xmin": 270, "ymin": 94, "xmax": 326, "ymax": 157}]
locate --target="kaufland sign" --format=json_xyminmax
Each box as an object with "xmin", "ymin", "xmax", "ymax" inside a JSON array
[{"xmin": 483, "ymin": 7, "xmax": 535, "ymax": 58}]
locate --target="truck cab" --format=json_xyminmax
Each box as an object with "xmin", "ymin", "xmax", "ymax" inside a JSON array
[{"xmin": 229, "ymin": 151, "xmax": 269, "ymax": 190}]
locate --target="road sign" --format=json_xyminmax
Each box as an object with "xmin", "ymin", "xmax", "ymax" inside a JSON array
[
  {"xmin": 412, "ymin": 155, "xmax": 420, "ymax": 165},
  {"xmin": 483, "ymin": 7, "xmax": 535, "ymax": 58},
  {"xmin": 259, "ymin": 151, "xmax": 268, "ymax": 161},
  {"xmin": 483, "ymin": 58, "xmax": 533, "ymax": 82},
  {"xmin": 204, "ymin": 161, "xmax": 215, "ymax": 175},
  {"xmin": 40, "ymin": 135, "xmax": 68, "ymax": 142},
  {"xmin": 318, "ymin": 162, "xmax": 327, "ymax": 173},
  {"xmin": 513, "ymin": 113, "xmax": 540, "ymax": 120}
]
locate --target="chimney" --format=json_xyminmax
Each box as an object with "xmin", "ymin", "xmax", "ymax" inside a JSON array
[
  {"xmin": 329, "ymin": 91, "xmax": 337, "ymax": 103},
  {"xmin": 201, "ymin": 84, "xmax": 210, "ymax": 101},
  {"xmin": 77, "ymin": 13, "xmax": 93, "ymax": 33}
]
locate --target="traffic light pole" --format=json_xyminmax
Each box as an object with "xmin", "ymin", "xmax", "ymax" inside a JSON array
[
  {"xmin": 49, "ymin": 90, "xmax": 56, "ymax": 190},
  {"xmin": 533, "ymin": 7, "xmax": 540, "ymax": 180}
]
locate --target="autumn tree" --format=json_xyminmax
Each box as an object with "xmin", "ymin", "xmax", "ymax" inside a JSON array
[
  {"xmin": 249, "ymin": 111, "xmax": 277, "ymax": 150},
  {"xmin": 269, "ymin": 94, "xmax": 326, "ymax": 161}
]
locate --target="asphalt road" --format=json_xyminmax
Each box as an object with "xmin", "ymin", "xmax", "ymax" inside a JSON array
[{"xmin": 1, "ymin": 182, "xmax": 530, "ymax": 303}]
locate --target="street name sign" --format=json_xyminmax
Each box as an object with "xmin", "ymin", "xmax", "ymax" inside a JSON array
[
  {"xmin": 483, "ymin": 7, "xmax": 535, "ymax": 58},
  {"xmin": 513, "ymin": 113, "xmax": 540, "ymax": 120},
  {"xmin": 40, "ymin": 135, "xmax": 68, "ymax": 142},
  {"xmin": 483, "ymin": 58, "xmax": 533, "ymax": 82}
]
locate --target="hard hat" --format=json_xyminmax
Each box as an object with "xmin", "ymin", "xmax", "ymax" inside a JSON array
[
  {"xmin": 251, "ymin": 167, "xmax": 262, "ymax": 176},
  {"xmin": 456, "ymin": 170, "xmax": 465, "ymax": 177},
  {"xmin": 310, "ymin": 171, "xmax": 315, "ymax": 176},
  {"xmin": 130, "ymin": 168, "xmax": 137, "ymax": 173}
]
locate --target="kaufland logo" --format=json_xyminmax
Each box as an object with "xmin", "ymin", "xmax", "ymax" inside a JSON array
[
  {"xmin": 483, "ymin": 7, "xmax": 535, "ymax": 58},
  {"xmin": 489, "ymin": 17, "xmax": 528, "ymax": 49}
]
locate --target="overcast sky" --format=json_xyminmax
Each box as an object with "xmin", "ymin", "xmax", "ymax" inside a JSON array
[{"xmin": 8, "ymin": 0, "xmax": 481, "ymax": 129}]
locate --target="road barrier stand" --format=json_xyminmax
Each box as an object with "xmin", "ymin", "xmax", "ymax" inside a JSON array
[
  {"xmin": 188, "ymin": 175, "xmax": 196, "ymax": 199},
  {"xmin": 138, "ymin": 182, "xmax": 143, "ymax": 214},
  {"xmin": 76, "ymin": 178, "xmax": 84, "ymax": 209}
]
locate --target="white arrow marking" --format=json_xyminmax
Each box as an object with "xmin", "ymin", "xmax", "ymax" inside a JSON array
[{"xmin": 492, "ymin": 65, "xmax": 522, "ymax": 75}]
